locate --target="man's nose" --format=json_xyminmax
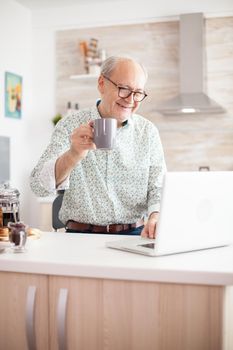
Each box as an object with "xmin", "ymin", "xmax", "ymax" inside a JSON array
[{"xmin": 125, "ymin": 92, "xmax": 135, "ymax": 103}]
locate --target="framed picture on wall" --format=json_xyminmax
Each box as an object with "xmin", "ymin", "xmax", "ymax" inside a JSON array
[{"xmin": 5, "ymin": 72, "xmax": 22, "ymax": 119}]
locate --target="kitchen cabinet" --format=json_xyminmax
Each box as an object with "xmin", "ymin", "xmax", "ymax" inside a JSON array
[
  {"xmin": 49, "ymin": 276, "xmax": 224, "ymax": 350},
  {"xmin": 0, "ymin": 271, "xmax": 230, "ymax": 350},
  {"xmin": 0, "ymin": 271, "xmax": 49, "ymax": 350},
  {"xmin": 0, "ymin": 233, "xmax": 232, "ymax": 350}
]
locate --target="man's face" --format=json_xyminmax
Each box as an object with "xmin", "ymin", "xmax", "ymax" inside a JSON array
[{"xmin": 98, "ymin": 60, "xmax": 147, "ymax": 124}]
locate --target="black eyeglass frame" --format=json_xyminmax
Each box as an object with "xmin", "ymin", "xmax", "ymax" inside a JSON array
[{"xmin": 103, "ymin": 75, "xmax": 148, "ymax": 102}]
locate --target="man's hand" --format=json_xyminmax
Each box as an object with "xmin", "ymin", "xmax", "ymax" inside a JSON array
[
  {"xmin": 141, "ymin": 212, "xmax": 159, "ymax": 239},
  {"xmin": 69, "ymin": 122, "xmax": 96, "ymax": 162}
]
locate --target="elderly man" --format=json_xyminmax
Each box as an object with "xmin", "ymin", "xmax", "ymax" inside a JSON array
[{"xmin": 30, "ymin": 55, "xmax": 166, "ymax": 238}]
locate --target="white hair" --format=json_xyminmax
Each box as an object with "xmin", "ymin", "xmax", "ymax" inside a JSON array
[{"xmin": 100, "ymin": 55, "xmax": 148, "ymax": 81}]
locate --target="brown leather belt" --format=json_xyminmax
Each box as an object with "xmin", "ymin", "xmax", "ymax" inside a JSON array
[{"xmin": 65, "ymin": 219, "xmax": 144, "ymax": 233}]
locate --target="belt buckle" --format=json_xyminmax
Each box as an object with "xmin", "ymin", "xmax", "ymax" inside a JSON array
[{"xmin": 106, "ymin": 224, "xmax": 110, "ymax": 233}]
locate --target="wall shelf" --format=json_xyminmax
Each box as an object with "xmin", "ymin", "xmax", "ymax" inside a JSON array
[{"xmin": 70, "ymin": 74, "xmax": 98, "ymax": 80}]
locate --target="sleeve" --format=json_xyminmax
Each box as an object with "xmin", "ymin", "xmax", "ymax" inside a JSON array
[
  {"xmin": 30, "ymin": 120, "xmax": 71, "ymax": 197},
  {"xmin": 147, "ymin": 125, "xmax": 167, "ymax": 217},
  {"xmin": 39, "ymin": 158, "xmax": 70, "ymax": 192}
]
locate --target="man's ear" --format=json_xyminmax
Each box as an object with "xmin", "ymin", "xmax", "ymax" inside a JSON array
[{"xmin": 98, "ymin": 75, "xmax": 104, "ymax": 94}]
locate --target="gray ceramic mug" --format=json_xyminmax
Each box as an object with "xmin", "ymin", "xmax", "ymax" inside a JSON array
[{"xmin": 93, "ymin": 118, "xmax": 117, "ymax": 150}]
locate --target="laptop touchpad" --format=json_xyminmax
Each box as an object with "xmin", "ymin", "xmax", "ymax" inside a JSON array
[{"xmin": 139, "ymin": 243, "xmax": 155, "ymax": 249}]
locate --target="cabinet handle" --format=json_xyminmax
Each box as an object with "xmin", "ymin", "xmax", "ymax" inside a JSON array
[
  {"xmin": 57, "ymin": 288, "xmax": 68, "ymax": 350},
  {"xmin": 26, "ymin": 285, "xmax": 37, "ymax": 350}
]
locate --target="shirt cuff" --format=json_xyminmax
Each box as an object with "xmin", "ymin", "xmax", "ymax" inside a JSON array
[
  {"xmin": 148, "ymin": 204, "xmax": 160, "ymax": 218},
  {"xmin": 40, "ymin": 158, "xmax": 70, "ymax": 192}
]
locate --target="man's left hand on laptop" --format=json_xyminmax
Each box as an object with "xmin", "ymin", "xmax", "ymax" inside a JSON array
[{"xmin": 141, "ymin": 212, "xmax": 159, "ymax": 239}]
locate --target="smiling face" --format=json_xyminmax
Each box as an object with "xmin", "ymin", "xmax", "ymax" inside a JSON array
[{"xmin": 97, "ymin": 59, "xmax": 147, "ymax": 125}]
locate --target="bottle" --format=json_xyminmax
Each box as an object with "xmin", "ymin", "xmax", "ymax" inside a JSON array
[{"xmin": 67, "ymin": 102, "xmax": 72, "ymax": 114}]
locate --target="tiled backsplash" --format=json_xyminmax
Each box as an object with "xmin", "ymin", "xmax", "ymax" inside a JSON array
[{"xmin": 56, "ymin": 17, "xmax": 233, "ymax": 171}]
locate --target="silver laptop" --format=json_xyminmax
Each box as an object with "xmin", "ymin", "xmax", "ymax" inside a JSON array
[{"xmin": 106, "ymin": 171, "xmax": 233, "ymax": 256}]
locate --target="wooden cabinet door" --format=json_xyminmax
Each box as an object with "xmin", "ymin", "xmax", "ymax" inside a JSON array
[
  {"xmin": 103, "ymin": 279, "xmax": 224, "ymax": 350},
  {"xmin": 49, "ymin": 276, "xmax": 104, "ymax": 350},
  {"xmin": 0, "ymin": 271, "xmax": 49, "ymax": 350}
]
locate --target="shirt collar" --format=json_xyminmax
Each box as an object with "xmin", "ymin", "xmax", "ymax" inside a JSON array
[{"xmin": 94, "ymin": 100, "xmax": 132, "ymax": 127}]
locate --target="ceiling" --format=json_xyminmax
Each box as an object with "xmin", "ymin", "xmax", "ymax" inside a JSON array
[
  {"xmin": 15, "ymin": 0, "xmax": 116, "ymax": 9},
  {"xmin": 14, "ymin": 0, "xmax": 233, "ymax": 15}
]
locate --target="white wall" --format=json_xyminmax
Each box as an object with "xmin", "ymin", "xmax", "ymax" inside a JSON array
[
  {"xmin": 0, "ymin": 1, "xmax": 32, "ymax": 224},
  {"xmin": 27, "ymin": 25, "xmax": 56, "ymax": 228}
]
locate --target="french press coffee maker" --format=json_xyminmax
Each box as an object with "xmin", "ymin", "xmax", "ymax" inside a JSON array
[{"xmin": 0, "ymin": 182, "xmax": 20, "ymax": 227}]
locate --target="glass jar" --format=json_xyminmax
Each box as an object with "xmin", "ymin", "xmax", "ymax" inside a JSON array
[{"xmin": 0, "ymin": 182, "xmax": 20, "ymax": 226}]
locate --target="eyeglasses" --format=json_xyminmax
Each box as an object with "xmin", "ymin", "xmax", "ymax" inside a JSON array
[{"xmin": 103, "ymin": 75, "xmax": 147, "ymax": 102}]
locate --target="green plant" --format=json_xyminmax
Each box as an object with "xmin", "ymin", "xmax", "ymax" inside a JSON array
[{"xmin": 52, "ymin": 113, "xmax": 62, "ymax": 126}]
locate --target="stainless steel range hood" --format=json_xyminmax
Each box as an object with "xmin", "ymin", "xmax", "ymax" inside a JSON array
[{"xmin": 156, "ymin": 13, "xmax": 225, "ymax": 115}]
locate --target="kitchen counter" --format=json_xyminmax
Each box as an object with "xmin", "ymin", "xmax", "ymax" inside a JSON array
[{"xmin": 0, "ymin": 231, "xmax": 233, "ymax": 286}]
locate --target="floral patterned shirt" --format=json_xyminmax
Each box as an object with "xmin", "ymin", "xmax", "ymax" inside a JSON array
[{"xmin": 30, "ymin": 105, "xmax": 166, "ymax": 226}]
